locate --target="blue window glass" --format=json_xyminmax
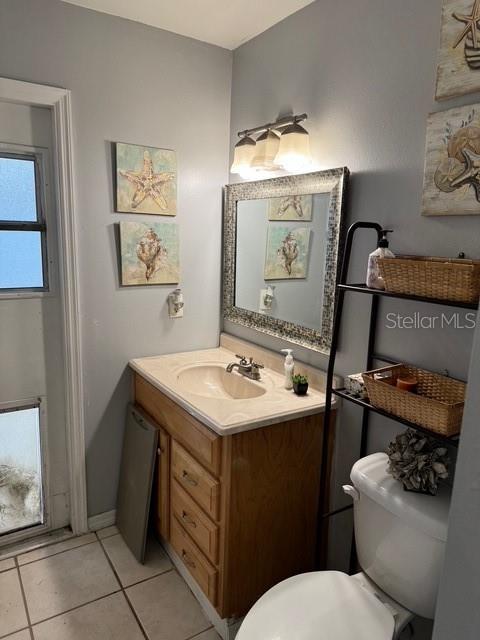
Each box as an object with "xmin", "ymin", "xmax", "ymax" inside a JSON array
[
  {"xmin": 0, "ymin": 231, "xmax": 44, "ymax": 289},
  {"xmin": 0, "ymin": 157, "xmax": 38, "ymax": 222}
]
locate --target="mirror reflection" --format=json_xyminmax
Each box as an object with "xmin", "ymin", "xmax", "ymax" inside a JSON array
[{"xmin": 235, "ymin": 193, "xmax": 330, "ymax": 331}]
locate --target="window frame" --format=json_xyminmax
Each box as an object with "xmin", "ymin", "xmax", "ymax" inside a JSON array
[
  {"xmin": 0, "ymin": 397, "xmax": 50, "ymax": 545},
  {"xmin": 0, "ymin": 147, "xmax": 50, "ymax": 295}
]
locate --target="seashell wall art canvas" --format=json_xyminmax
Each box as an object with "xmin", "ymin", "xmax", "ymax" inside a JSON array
[
  {"xmin": 436, "ymin": 0, "xmax": 480, "ymax": 100},
  {"xmin": 422, "ymin": 103, "xmax": 480, "ymax": 215},
  {"xmin": 116, "ymin": 142, "xmax": 176, "ymax": 215},
  {"xmin": 267, "ymin": 194, "xmax": 313, "ymax": 221},
  {"xmin": 264, "ymin": 226, "xmax": 311, "ymax": 280},
  {"xmin": 119, "ymin": 221, "xmax": 180, "ymax": 285}
]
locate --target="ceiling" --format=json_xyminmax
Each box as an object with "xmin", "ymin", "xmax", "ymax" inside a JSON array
[{"xmin": 61, "ymin": 0, "xmax": 315, "ymax": 50}]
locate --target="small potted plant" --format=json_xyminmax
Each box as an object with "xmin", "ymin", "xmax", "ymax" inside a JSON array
[{"xmin": 292, "ymin": 373, "xmax": 309, "ymax": 396}]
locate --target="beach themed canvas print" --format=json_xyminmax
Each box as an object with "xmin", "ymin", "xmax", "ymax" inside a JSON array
[
  {"xmin": 436, "ymin": 0, "xmax": 480, "ymax": 100},
  {"xmin": 264, "ymin": 226, "xmax": 311, "ymax": 280},
  {"xmin": 120, "ymin": 221, "xmax": 180, "ymax": 285},
  {"xmin": 267, "ymin": 194, "xmax": 313, "ymax": 221},
  {"xmin": 116, "ymin": 142, "xmax": 177, "ymax": 215},
  {"xmin": 422, "ymin": 103, "xmax": 480, "ymax": 215}
]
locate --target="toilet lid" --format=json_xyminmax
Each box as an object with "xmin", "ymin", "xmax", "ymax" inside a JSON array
[{"xmin": 236, "ymin": 571, "xmax": 395, "ymax": 640}]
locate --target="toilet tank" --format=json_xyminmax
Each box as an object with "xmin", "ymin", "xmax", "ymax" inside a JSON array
[{"xmin": 350, "ymin": 452, "xmax": 450, "ymax": 619}]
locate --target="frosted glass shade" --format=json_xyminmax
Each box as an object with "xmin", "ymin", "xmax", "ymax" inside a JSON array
[
  {"xmin": 251, "ymin": 130, "xmax": 281, "ymax": 171},
  {"xmin": 230, "ymin": 136, "xmax": 256, "ymax": 175},
  {"xmin": 274, "ymin": 123, "xmax": 312, "ymax": 171}
]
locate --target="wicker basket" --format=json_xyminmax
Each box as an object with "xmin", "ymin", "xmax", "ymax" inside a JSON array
[
  {"xmin": 362, "ymin": 364, "xmax": 465, "ymax": 437},
  {"xmin": 377, "ymin": 255, "xmax": 480, "ymax": 304}
]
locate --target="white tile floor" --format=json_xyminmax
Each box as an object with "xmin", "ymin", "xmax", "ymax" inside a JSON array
[{"xmin": 0, "ymin": 527, "xmax": 220, "ymax": 640}]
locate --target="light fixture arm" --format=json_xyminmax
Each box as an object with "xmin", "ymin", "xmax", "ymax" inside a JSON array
[{"xmin": 237, "ymin": 113, "xmax": 308, "ymax": 139}]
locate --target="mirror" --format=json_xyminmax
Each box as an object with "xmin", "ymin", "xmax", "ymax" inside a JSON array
[{"xmin": 223, "ymin": 169, "xmax": 349, "ymax": 353}]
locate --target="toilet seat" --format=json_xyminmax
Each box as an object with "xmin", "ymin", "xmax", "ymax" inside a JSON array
[{"xmin": 236, "ymin": 571, "xmax": 395, "ymax": 640}]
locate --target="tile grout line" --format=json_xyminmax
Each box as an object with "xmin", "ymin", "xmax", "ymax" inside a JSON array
[
  {"xmin": 96, "ymin": 533, "xmax": 175, "ymax": 589},
  {"xmin": 14, "ymin": 555, "xmax": 34, "ymax": 640},
  {"xmin": 185, "ymin": 626, "xmax": 216, "ymax": 640},
  {"xmin": 97, "ymin": 532, "xmax": 150, "ymax": 640},
  {"xmin": 6, "ymin": 530, "xmax": 213, "ymax": 640},
  {"xmin": 27, "ymin": 589, "xmax": 124, "ymax": 629},
  {"xmin": 0, "ymin": 626, "xmax": 31, "ymax": 640},
  {"xmin": 96, "ymin": 530, "xmax": 216, "ymax": 639},
  {"xmin": 17, "ymin": 537, "xmax": 98, "ymax": 568},
  {"xmin": 9, "ymin": 532, "xmax": 174, "ymax": 635}
]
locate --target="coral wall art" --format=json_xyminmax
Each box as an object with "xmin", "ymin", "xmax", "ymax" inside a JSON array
[
  {"xmin": 422, "ymin": 104, "xmax": 480, "ymax": 215},
  {"xmin": 119, "ymin": 221, "xmax": 180, "ymax": 285},
  {"xmin": 436, "ymin": 0, "xmax": 480, "ymax": 100},
  {"xmin": 116, "ymin": 142, "xmax": 176, "ymax": 215},
  {"xmin": 264, "ymin": 226, "xmax": 311, "ymax": 280},
  {"xmin": 267, "ymin": 194, "xmax": 313, "ymax": 221}
]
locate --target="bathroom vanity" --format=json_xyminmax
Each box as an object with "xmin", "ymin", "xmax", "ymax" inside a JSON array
[{"xmin": 129, "ymin": 338, "xmax": 333, "ymax": 624}]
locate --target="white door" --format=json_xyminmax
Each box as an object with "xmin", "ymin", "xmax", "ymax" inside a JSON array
[{"xmin": 0, "ymin": 100, "xmax": 69, "ymax": 545}]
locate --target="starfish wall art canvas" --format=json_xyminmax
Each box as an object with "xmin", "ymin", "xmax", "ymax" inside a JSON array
[
  {"xmin": 267, "ymin": 194, "xmax": 313, "ymax": 221},
  {"xmin": 422, "ymin": 103, "xmax": 480, "ymax": 215},
  {"xmin": 119, "ymin": 221, "xmax": 180, "ymax": 285},
  {"xmin": 436, "ymin": 0, "xmax": 480, "ymax": 99},
  {"xmin": 264, "ymin": 226, "xmax": 311, "ymax": 280},
  {"xmin": 116, "ymin": 142, "xmax": 177, "ymax": 215}
]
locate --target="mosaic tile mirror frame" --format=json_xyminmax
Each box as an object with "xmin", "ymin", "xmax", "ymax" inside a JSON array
[{"xmin": 223, "ymin": 168, "xmax": 349, "ymax": 354}]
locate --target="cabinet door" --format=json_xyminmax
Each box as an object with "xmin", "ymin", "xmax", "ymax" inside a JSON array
[{"xmin": 156, "ymin": 426, "xmax": 170, "ymax": 540}]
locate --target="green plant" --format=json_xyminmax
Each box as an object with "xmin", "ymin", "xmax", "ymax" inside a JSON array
[{"xmin": 292, "ymin": 373, "xmax": 308, "ymax": 385}]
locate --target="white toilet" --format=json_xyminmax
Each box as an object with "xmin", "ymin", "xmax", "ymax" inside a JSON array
[{"xmin": 236, "ymin": 452, "xmax": 450, "ymax": 640}]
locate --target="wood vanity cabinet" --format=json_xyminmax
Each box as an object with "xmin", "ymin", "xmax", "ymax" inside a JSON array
[{"xmin": 134, "ymin": 372, "xmax": 330, "ymax": 619}]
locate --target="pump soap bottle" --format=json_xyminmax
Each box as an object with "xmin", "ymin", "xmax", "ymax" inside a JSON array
[
  {"xmin": 281, "ymin": 349, "xmax": 294, "ymax": 390},
  {"xmin": 366, "ymin": 229, "xmax": 394, "ymax": 290}
]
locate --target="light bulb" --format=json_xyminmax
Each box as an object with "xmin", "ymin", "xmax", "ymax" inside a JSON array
[
  {"xmin": 230, "ymin": 135, "xmax": 256, "ymax": 175},
  {"xmin": 275, "ymin": 122, "xmax": 312, "ymax": 172},
  {"xmin": 251, "ymin": 129, "xmax": 281, "ymax": 171}
]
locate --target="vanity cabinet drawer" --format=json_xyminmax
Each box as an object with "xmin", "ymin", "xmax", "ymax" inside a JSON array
[
  {"xmin": 134, "ymin": 374, "xmax": 221, "ymax": 474},
  {"xmin": 171, "ymin": 479, "xmax": 219, "ymax": 563},
  {"xmin": 171, "ymin": 441, "xmax": 220, "ymax": 521},
  {"xmin": 171, "ymin": 516, "xmax": 218, "ymax": 606}
]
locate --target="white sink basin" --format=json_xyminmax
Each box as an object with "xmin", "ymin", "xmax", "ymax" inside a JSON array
[
  {"xmin": 130, "ymin": 347, "xmax": 328, "ymax": 435},
  {"xmin": 177, "ymin": 364, "xmax": 266, "ymax": 400}
]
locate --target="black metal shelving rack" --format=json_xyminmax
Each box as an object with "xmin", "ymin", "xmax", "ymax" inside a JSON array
[{"xmin": 317, "ymin": 221, "xmax": 478, "ymax": 567}]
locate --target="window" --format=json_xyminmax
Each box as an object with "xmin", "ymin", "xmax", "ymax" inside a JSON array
[
  {"xmin": 0, "ymin": 404, "xmax": 44, "ymax": 535},
  {"xmin": 0, "ymin": 153, "xmax": 48, "ymax": 291}
]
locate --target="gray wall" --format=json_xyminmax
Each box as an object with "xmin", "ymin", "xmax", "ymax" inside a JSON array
[
  {"xmin": 433, "ymin": 308, "xmax": 480, "ymax": 640},
  {"xmin": 0, "ymin": 0, "xmax": 232, "ymax": 516},
  {"xmin": 227, "ymin": 0, "xmax": 477, "ymax": 529}
]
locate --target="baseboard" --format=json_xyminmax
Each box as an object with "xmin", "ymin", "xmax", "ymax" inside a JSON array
[
  {"xmin": 162, "ymin": 538, "xmax": 242, "ymax": 640},
  {"xmin": 88, "ymin": 510, "xmax": 116, "ymax": 531}
]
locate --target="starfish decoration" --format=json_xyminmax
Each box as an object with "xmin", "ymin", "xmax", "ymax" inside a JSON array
[
  {"xmin": 452, "ymin": 0, "xmax": 480, "ymax": 49},
  {"xmin": 450, "ymin": 148, "xmax": 480, "ymax": 201},
  {"xmin": 119, "ymin": 150, "xmax": 174, "ymax": 210}
]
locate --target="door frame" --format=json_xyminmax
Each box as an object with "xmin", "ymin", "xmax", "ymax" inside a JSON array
[{"xmin": 0, "ymin": 77, "xmax": 88, "ymax": 535}]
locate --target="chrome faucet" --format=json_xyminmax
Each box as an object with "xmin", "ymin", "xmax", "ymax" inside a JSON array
[{"xmin": 226, "ymin": 354, "xmax": 264, "ymax": 381}]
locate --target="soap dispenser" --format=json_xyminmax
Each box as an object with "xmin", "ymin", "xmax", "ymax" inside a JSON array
[
  {"xmin": 281, "ymin": 349, "xmax": 294, "ymax": 390},
  {"xmin": 366, "ymin": 229, "xmax": 394, "ymax": 290}
]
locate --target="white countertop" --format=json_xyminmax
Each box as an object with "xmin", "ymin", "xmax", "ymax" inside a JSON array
[{"xmin": 129, "ymin": 347, "xmax": 329, "ymax": 436}]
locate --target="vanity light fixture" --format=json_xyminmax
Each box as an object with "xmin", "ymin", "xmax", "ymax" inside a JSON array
[{"xmin": 230, "ymin": 113, "xmax": 312, "ymax": 176}]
